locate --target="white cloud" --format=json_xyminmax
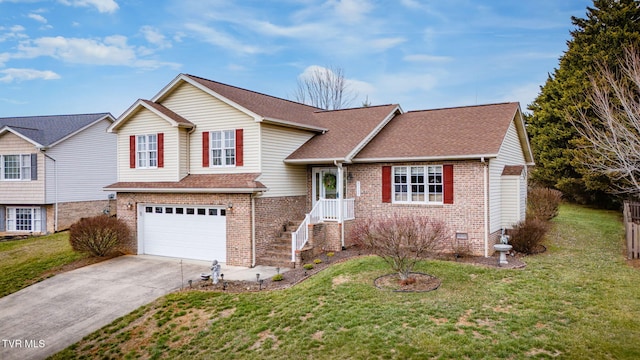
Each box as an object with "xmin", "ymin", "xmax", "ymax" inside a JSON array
[
  {"xmin": 184, "ymin": 23, "xmax": 264, "ymax": 55},
  {"xmin": 368, "ymin": 37, "xmax": 406, "ymax": 51},
  {"xmin": 498, "ymin": 82, "xmax": 542, "ymax": 111},
  {"xmin": 28, "ymin": 13, "xmax": 47, "ymax": 23},
  {"xmin": 328, "ymin": 0, "xmax": 373, "ymax": 24},
  {"xmin": 140, "ymin": 25, "xmax": 171, "ymax": 49},
  {"xmin": 15, "ymin": 35, "xmax": 136, "ymax": 65},
  {"xmin": 297, "ymin": 65, "xmax": 375, "ymax": 103},
  {"xmin": 0, "ymin": 68, "xmax": 60, "ymax": 83},
  {"xmin": 0, "ymin": 25, "xmax": 28, "ymax": 42},
  {"xmin": 12, "ymin": 35, "xmax": 181, "ymax": 69},
  {"xmin": 404, "ymin": 54, "xmax": 453, "ymax": 63},
  {"xmin": 58, "ymin": 0, "xmax": 119, "ymax": 14}
]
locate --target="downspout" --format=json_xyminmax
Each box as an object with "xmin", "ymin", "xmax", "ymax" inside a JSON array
[
  {"xmin": 186, "ymin": 126, "xmax": 196, "ymax": 174},
  {"xmin": 39, "ymin": 149, "xmax": 58, "ymax": 232},
  {"xmin": 482, "ymin": 157, "xmax": 489, "ymax": 257},
  {"xmin": 334, "ymin": 160, "xmax": 345, "ymax": 249},
  {"xmin": 251, "ymin": 193, "xmax": 256, "ymax": 268}
]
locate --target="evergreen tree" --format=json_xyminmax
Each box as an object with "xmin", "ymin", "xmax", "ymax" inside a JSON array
[{"xmin": 528, "ymin": 0, "xmax": 640, "ymax": 206}]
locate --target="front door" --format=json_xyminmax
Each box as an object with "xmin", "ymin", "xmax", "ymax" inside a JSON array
[{"xmin": 312, "ymin": 168, "xmax": 339, "ymax": 207}]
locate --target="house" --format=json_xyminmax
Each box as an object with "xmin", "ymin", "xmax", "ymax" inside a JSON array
[
  {"xmin": 105, "ymin": 73, "xmax": 534, "ymax": 267},
  {"xmin": 0, "ymin": 113, "xmax": 117, "ymax": 235}
]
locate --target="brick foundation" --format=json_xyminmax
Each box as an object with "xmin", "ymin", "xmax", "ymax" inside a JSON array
[
  {"xmin": 115, "ymin": 192, "xmax": 252, "ymax": 266},
  {"xmin": 307, "ymin": 161, "xmax": 492, "ymax": 257},
  {"xmin": 254, "ymin": 195, "xmax": 306, "ymax": 260},
  {"xmin": 44, "ymin": 199, "xmax": 116, "ymax": 233}
]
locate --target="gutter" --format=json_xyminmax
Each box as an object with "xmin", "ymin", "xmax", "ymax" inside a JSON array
[
  {"xmin": 251, "ymin": 193, "xmax": 256, "ymax": 268},
  {"xmin": 334, "ymin": 160, "xmax": 345, "ymax": 249},
  {"xmin": 482, "ymin": 157, "xmax": 489, "ymax": 257},
  {"xmin": 38, "ymin": 147, "xmax": 58, "ymax": 232}
]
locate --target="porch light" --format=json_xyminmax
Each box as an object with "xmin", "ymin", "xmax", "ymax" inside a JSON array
[
  {"xmin": 126, "ymin": 202, "xmax": 133, "ymax": 210},
  {"xmin": 227, "ymin": 203, "xmax": 233, "ymax": 212}
]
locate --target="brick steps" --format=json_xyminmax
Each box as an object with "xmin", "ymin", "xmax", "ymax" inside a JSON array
[{"xmin": 257, "ymin": 220, "xmax": 302, "ymax": 268}]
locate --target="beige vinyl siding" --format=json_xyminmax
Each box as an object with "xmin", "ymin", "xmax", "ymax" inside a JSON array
[
  {"xmin": 489, "ymin": 119, "xmax": 527, "ymax": 233},
  {"xmin": 117, "ymin": 108, "xmax": 181, "ymax": 182},
  {"xmin": 160, "ymin": 82, "xmax": 260, "ymax": 174},
  {"xmin": 500, "ymin": 175, "xmax": 522, "ymax": 228},
  {"xmin": 259, "ymin": 123, "xmax": 314, "ymax": 197},
  {"xmin": 44, "ymin": 118, "xmax": 116, "ymax": 203},
  {"xmin": 178, "ymin": 128, "xmax": 189, "ymax": 179},
  {"xmin": 0, "ymin": 132, "xmax": 45, "ymax": 203}
]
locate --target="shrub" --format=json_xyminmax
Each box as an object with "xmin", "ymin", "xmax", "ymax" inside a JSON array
[
  {"xmin": 327, "ymin": 252, "xmax": 335, "ymax": 258},
  {"xmin": 69, "ymin": 215, "xmax": 131, "ymax": 257},
  {"xmin": 352, "ymin": 214, "xmax": 450, "ymax": 280},
  {"xmin": 508, "ymin": 217, "xmax": 550, "ymax": 254},
  {"xmin": 272, "ymin": 274, "xmax": 284, "ymax": 282},
  {"xmin": 303, "ymin": 263, "xmax": 314, "ymax": 270},
  {"xmin": 527, "ymin": 186, "xmax": 563, "ymax": 221},
  {"xmin": 313, "ymin": 259, "xmax": 322, "ymax": 264}
]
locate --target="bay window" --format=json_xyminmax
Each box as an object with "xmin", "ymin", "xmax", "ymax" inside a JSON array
[{"xmin": 6, "ymin": 207, "xmax": 41, "ymax": 232}]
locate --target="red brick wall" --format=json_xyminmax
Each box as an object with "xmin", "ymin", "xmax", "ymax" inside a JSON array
[
  {"xmin": 254, "ymin": 195, "xmax": 306, "ymax": 257},
  {"xmin": 309, "ymin": 161, "xmax": 492, "ymax": 256},
  {"xmin": 115, "ymin": 192, "xmax": 252, "ymax": 266}
]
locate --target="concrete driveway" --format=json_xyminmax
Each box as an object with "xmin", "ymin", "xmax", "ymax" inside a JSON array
[{"xmin": 0, "ymin": 255, "xmax": 284, "ymax": 360}]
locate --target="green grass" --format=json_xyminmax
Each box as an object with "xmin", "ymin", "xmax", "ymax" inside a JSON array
[
  {"xmin": 52, "ymin": 204, "xmax": 640, "ymax": 359},
  {"xmin": 0, "ymin": 231, "xmax": 87, "ymax": 297}
]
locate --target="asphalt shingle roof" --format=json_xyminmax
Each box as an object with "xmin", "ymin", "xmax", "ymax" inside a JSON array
[
  {"xmin": 185, "ymin": 74, "xmax": 325, "ymax": 130},
  {"xmin": 0, "ymin": 113, "xmax": 112, "ymax": 147},
  {"xmin": 354, "ymin": 102, "xmax": 521, "ymax": 160}
]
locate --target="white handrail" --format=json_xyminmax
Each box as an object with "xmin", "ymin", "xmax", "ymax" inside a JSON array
[{"xmin": 291, "ymin": 198, "xmax": 356, "ymax": 261}]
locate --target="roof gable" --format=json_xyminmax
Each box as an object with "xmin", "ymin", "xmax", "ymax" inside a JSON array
[
  {"xmin": 354, "ymin": 102, "xmax": 528, "ymax": 162},
  {"xmin": 286, "ymin": 104, "xmax": 401, "ymax": 163},
  {"xmin": 152, "ymin": 74, "xmax": 327, "ymax": 132},
  {"xmin": 0, "ymin": 113, "xmax": 114, "ymax": 148},
  {"xmin": 109, "ymin": 99, "xmax": 194, "ymax": 132}
]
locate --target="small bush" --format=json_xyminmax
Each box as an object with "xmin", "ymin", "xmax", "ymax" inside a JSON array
[
  {"xmin": 313, "ymin": 259, "xmax": 322, "ymax": 264},
  {"xmin": 527, "ymin": 186, "xmax": 563, "ymax": 221},
  {"xmin": 69, "ymin": 215, "xmax": 131, "ymax": 257},
  {"xmin": 508, "ymin": 217, "xmax": 550, "ymax": 254},
  {"xmin": 327, "ymin": 252, "xmax": 335, "ymax": 258},
  {"xmin": 272, "ymin": 274, "xmax": 284, "ymax": 282},
  {"xmin": 303, "ymin": 263, "xmax": 314, "ymax": 270}
]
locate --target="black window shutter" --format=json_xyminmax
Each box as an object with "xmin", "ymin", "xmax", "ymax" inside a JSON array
[{"xmin": 31, "ymin": 153, "xmax": 37, "ymax": 180}]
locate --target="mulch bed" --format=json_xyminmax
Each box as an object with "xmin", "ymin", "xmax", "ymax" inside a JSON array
[{"xmin": 190, "ymin": 245, "xmax": 527, "ymax": 293}]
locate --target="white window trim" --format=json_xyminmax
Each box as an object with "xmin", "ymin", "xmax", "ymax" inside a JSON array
[
  {"xmin": 6, "ymin": 207, "xmax": 41, "ymax": 232},
  {"xmin": 136, "ymin": 134, "xmax": 158, "ymax": 169},
  {"xmin": 392, "ymin": 165, "xmax": 444, "ymax": 205},
  {"xmin": 0, "ymin": 154, "xmax": 31, "ymax": 181},
  {"xmin": 209, "ymin": 129, "xmax": 236, "ymax": 167}
]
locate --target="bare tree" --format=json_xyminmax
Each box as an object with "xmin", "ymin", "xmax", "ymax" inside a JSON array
[
  {"xmin": 570, "ymin": 47, "xmax": 640, "ymax": 197},
  {"xmin": 293, "ymin": 65, "xmax": 358, "ymax": 110},
  {"xmin": 351, "ymin": 214, "xmax": 450, "ymax": 280}
]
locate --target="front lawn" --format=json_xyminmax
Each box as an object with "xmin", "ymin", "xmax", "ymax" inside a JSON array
[
  {"xmin": 53, "ymin": 204, "xmax": 640, "ymax": 359},
  {"xmin": 0, "ymin": 232, "xmax": 88, "ymax": 297}
]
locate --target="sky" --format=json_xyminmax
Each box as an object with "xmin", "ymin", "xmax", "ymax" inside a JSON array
[{"xmin": 0, "ymin": 0, "xmax": 594, "ymax": 118}]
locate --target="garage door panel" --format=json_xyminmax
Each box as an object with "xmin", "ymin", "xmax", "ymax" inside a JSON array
[{"xmin": 140, "ymin": 205, "xmax": 227, "ymax": 262}]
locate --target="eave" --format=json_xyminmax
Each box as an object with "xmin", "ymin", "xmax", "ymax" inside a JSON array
[{"xmin": 103, "ymin": 187, "xmax": 266, "ymax": 194}]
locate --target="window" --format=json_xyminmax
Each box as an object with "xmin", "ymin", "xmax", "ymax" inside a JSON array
[
  {"xmin": 393, "ymin": 166, "xmax": 443, "ymax": 204},
  {"xmin": 1, "ymin": 154, "xmax": 31, "ymax": 180},
  {"xmin": 137, "ymin": 134, "xmax": 157, "ymax": 168},
  {"xmin": 210, "ymin": 130, "xmax": 235, "ymax": 167},
  {"xmin": 6, "ymin": 207, "xmax": 41, "ymax": 232}
]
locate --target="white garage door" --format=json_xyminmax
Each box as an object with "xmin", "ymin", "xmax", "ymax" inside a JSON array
[{"xmin": 140, "ymin": 204, "xmax": 226, "ymax": 262}]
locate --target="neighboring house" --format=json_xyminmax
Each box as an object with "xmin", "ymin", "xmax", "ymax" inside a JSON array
[
  {"xmin": 0, "ymin": 113, "xmax": 117, "ymax": 235},
  {"xmin": 105, "ymin": 74, "xmax": 534, "ymax": 267}
]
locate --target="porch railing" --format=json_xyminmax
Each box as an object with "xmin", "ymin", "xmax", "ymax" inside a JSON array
[{"xmin": 291, "ymin": 198, "xmax": 355, "ymax": 261}]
